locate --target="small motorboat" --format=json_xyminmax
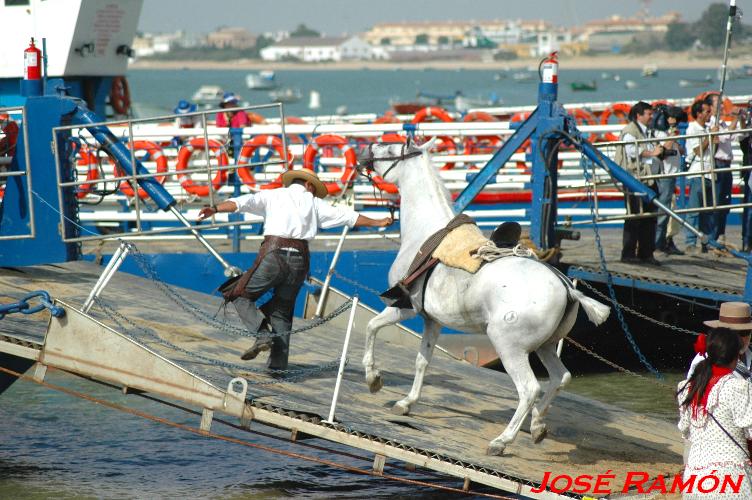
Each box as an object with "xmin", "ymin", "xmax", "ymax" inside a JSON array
[
  {"xmin": 191, "ymin": 85, "xmax": 224, "ymax": 107},
  {"xmin": 246, "ymin": 70, "xmax": 278, "ymax": 90},
  {"xmin": 642, "ymin": 64, "xmax": 658, "ymax": 77},
  {"xmin": 571, "ymin": 80, "xmax": 597, "ymax": 91},
  {"xmin": 679, "ymin": 76, "xmax": 713, "ymax": 87},
  {"xmin": 268, "ymin": 87, "xmax": 302, "ymax": 103},
  {"xmin": 512, "ymin": 72, "xmax": 535, "ymax": 83},
  {"xmin": 624, "ymin": 80, "xmax": 639, "ymax": 90}
]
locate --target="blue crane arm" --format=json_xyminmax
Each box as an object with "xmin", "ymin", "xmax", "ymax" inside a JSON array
[{"xmin": 72, "ymin": 105, "xmax": 175, "ymax": 211}]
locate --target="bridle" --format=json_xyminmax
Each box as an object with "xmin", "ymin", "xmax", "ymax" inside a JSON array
[{"xmin": 356, "ymin": 141, "xmax": 422, "ymax": 182}]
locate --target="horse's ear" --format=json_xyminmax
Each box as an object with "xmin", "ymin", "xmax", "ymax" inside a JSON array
[
  {"xmin": 419, "ymin": 137, "xmax": 438, "ymax": 152},
  {"xmin": 406, "ymin": 135, "xmax": 413, "ymax": 148}
]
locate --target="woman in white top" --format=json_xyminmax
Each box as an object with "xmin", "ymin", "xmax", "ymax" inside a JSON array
[{"xmin": 678, "ymin": 328, "xmax": 752, "ymax": 499}]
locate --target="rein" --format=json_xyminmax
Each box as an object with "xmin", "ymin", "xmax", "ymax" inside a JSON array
[{"xmin": 356, "ymin": 142, "xmax": 422, "ymax": 182}]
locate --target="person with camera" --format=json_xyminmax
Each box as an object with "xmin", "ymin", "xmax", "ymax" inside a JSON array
[
  {"xmin": 614, "ymin": 101, "xmax": 663, "ymax": 265},
  {"xmin": 653, "ymin": 107, "xmax": 686, "ymax": 256},
  {"xmin": 705, "ymin": 93, "xmax": 743, "ymax": 247},
  {"xmin": 740, "ymin": 103, "xmax": 752, "ymax": 253},
  {"xmin": 684, "ymin": 100, "xmax": 718, "ymax": 254}
]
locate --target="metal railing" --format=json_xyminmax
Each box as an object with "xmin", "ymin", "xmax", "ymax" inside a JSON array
[
  {"xmin": 0, "ymin": 106, "xmax": 35, "ymax": 241},
  {"xmin": 582, "ymin": 125, "xmax": 752, "ymax": 224},
  {"xmin": 51, "ymin": 103, "xmax": 289, "ymax": 243}
]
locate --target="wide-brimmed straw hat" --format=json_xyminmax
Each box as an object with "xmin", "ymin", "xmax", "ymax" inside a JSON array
[
  {"xmin": 281, "ymin": 168, "xmax": 328, "ymax": 198},
  {"xmin": 704, "ymin": 302, "xmax": 752, "ymax": 331}
]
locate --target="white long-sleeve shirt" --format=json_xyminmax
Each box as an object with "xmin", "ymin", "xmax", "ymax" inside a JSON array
[{"xmin": 228, "ymin": 184, "xmax": 359, "ymax": 241}]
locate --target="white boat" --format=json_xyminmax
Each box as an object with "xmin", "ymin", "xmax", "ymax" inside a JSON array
[
  {"xmin": 191, "ymin": 85, "xmax": 224, "ymax": 107},
  {"xmin": 679, "ymin": 76, "xmax": 713, "ymax": 87},
  {"xmin": 308, "ymin": 90, "xmax": 321, "ymax": 110},
  {"xmin": 641, "ymin": 64, "xmax": 658, "ymax": 77},
  {"xmin": 246, "ymin": 70, "xmax": 277, "ymax": 90},
  {"xmin": 269, "ymin": 87, "xmax": 302, "ymax": 103},
  {"xmin": 624, "ymin": 80, "xmax": 638, "ymax": 89}
]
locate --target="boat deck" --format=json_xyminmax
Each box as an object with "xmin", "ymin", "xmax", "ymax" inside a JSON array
[
  {"xmin": 0, "ymin": 261, "xmax": 683, "ymax": 498},
  {"xmin": 561, "ymin": 227, "xmax": 747, "ymax": 301}
]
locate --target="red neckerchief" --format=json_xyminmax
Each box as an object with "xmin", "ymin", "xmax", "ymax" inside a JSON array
[{"xmin": 691, "ymin": 364, "xmax": 733, "ymax": 418}]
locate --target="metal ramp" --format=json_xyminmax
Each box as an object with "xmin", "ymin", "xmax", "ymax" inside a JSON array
[{"xmin": 0, "ymin": 262, "xmax": 683, "ymax": 498}]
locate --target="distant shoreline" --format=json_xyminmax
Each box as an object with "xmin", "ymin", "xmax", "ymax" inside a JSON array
[{"xmin": 130, "ymin": 52, "xmax": 750, "ymax": 71}]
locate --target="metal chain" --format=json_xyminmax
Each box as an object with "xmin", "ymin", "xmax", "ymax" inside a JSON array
[
  {"xmin": 125, "ymin": 242, "xmax": 353, "ymax": 339},
  {"xmin": 578, "ymin": 280, "xmax": 701, "ymax": 337},
  {"xmin": 0, "ymin": 291, "xmax": 65, "ymax": 319},
  {"xmin": 95, "ymin": 298, "xmax": 341, "ymax": 383},
  {"xmin": 564, "ymin": 337, "xmax": 673, "ymax": 390},
  {"xmin": 331, "ymin": 270, "xmax": 385, "ymax": 297},
  {"xmin": 580, "ymin": 156, "xmax": 663, "ymax": 378}
]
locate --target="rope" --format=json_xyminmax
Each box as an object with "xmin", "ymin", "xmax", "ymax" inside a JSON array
[
  {"xmin": 473, "ymin": 242, "xmax": 537, "ymax": 261},
  {"xmin": 0, "ymin": 365, "xmax": 517, "ymax": 500},
  {"xmin": 564, "ymin": 337, "xmax": 673, "ymax": 390},
  {"xmin": 577, "ymin": 280, "xmax": 701, "ymax": 337},
  {"xmin": 580, "ymin": 155, "xmax": 664, "ymax": 379}
]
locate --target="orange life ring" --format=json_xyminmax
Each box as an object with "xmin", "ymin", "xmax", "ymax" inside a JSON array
[
  {"xmin": 111, "ymin": 141, "xmax": 169, "ymax": 199},
  {"xmin": 237, "ymin": 135, "xmax": 293, "ymax": 188},
  {"xmin": 693, "ymin": 91, "xmax": 736, "ymax": 122},
  {"xmin": 411, "ymin": 106, "xmax": 453, "ymax": 124},
  {"xmin": 76, "ymin": 147, "xmax": 101, "ymax": 199},
  {"xmin": 462, "ymin": 111, "xmax": 502, "ymax": 157},
  {"xmin": 599, "ymin": 103, "xmax": 632, "ymax": 141},
  {"xmin": 109, "ymin": 76, "xmax": 131, "ymax": 116},
  {"xmin": 175, "ymin": 138, "xmax": 229, "ymax": 197},
  {"xmin": 509, "ymin": 111, "xmax": 532, "ymax": 162},
  {"xmin": 303, "ymin": 134, "xmax": 357, "ymax": 195},
  {"xmin": 369, "ymin": 133, "xmax": 405, "ymax": 194},
  {"xmin": 374, "ymin": 113, "xmax": 401, "ymax": 124}
]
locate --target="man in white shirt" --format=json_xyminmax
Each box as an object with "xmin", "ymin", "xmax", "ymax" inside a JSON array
[
  {"xmin": 684, "ymin": 101, "xmax": 717, "ymax": 253},
  {"xmin": 198, "ymin": 168, "xmax": 392, "ymax": 370},
  {"xmin": 704, "ymin": 94, "xmax": 742, "ymax": 245}
]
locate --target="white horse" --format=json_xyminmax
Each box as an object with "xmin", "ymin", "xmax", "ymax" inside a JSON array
[{"xmin": 360, "ymin": 139, "xmax": 610, "ymax": 455}]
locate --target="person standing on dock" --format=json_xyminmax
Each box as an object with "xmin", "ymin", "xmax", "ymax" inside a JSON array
[
  {"xmin": 704, "ymin": 93, "xmax": 743, "ymax": 247},
  {"xmin": 684, "ymin": 101, "xmax": 717, "ymax": 254},
  {"xmin": 653, "ymin": 108, "xmax": 685, "ymax": 256},
  {"xmin": 615, "ymin": 101, "xmax": 663, "ymax": 266},
  {"xmin": 678, "ymin": 328, "xmax": 752, "ymax": 497},
  {"xmin": 197, "ymin": 168, "xmax": 392, "ymax": 371},
  {"xmin": 216, "ymin": 92, "xmax": 250, "ymax": 128}
]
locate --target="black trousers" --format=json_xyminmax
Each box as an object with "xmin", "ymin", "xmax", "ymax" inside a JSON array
[
  {"xmin": 232, "ymin": 249, "xmax": 308, "ymax": 370},
  {"xmin": 622, "ymin": 193, "xmax": 657, "ymax": 260}
]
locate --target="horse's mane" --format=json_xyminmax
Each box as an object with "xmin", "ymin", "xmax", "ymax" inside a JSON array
[{"xmin": 403, "ymin": 143, "xmax": 454, "ymax": 209}]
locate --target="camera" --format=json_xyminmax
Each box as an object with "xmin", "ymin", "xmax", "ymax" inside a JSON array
[{"xmin": 658, "ymin": 148, "xmax": 678, "ymax": 161}]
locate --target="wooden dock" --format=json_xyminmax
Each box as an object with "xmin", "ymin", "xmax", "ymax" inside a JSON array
[
  {"xmin": 0, "ymin": 261, "xmax": 684, "ymax": 498},
  {"xmin": 560, "ymin": 227, "xmax": 747, "ymax": 300}
]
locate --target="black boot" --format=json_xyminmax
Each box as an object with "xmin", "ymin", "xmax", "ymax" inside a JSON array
[{"xmin": 663, "ymin": 237, "xmax": 684, "ymax": 256}]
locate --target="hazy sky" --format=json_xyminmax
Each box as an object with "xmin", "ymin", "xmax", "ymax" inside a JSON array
[{"xmin": 138, "ymin": 0, "xmax": 729, "ymax": 35}]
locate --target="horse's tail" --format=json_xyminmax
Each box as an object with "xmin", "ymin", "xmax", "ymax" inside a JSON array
[{"xmin": 568, "ymin": 288, "xmax": 610, "ymax": 326}]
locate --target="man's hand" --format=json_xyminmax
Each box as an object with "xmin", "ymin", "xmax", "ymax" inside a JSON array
[
  {"xmin": 197, "ymin": 206, "xmax": 217, "ymax": 222},
  {"xmin": 378, "ymin": 216, "xmax": 394, "ymax": 227}
]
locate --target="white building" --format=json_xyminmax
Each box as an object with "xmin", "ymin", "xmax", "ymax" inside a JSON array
[{"xmin": 261, "ymin": 36, "xmax": 384, "ymax": 62}]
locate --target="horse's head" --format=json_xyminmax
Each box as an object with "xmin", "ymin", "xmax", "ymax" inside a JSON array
[{"xmin": 358, "ymin": 136, "xmax": 436, "ymax": 184}]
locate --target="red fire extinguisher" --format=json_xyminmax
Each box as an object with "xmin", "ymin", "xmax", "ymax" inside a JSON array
[
  {"xmin": 541, "ymin": 51, "xmax": 558, "ymax": 84},
  {"xmin": 24, "ymin": 38, "xmax": 42, "ymax": 80}
]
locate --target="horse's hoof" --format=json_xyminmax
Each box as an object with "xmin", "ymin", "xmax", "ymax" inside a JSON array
[
  {"xmin": 391, "ymin": 401, "xmax": 410, "ymax": 416},
  {"xmin": 531, "ymin": 424, "xmax": 548, "ymax": 444},
  {"xmin": 367, "ymin": 374, "xmax": 384, "ymax": 394},
  {"xmin": 486, "ymin": 442, "xmax": 505, "ymax": 456}
]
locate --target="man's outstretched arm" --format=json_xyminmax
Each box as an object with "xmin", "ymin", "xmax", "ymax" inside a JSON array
[
  {"xmin": 197, "ymin": 200, "xmax": 239, "ymax": 221},
  {"xmin": 354, "ymin": 214, "xmax": 393, "ymax": 228}
]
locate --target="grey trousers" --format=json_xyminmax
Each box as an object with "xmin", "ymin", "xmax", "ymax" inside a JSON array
[{"xmin": 232, "ymin": 249, "xmax": 308, "ymax": 370}]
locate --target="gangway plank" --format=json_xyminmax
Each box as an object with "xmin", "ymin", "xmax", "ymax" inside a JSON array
[{"xmin": 0, "ymin": 262, "xmax": 683, "ymax": 498}]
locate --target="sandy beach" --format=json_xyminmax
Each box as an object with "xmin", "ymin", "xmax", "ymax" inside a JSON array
[{"xmin": 130, "ymin": 51, "xmax": 752, "ymax": 71}]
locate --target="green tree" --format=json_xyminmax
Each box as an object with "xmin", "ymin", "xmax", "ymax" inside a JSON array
[
  {"xmin": 437, "ymin": 35, "xmax": 449, "ymax": 45},
  {"xmin": 291, "ymin": 23, "xmax": 320, "ymax": 38},
  {"xmin": 665, "ymin": 22, "xmax": 696, "ymax": 51},
  {"xmin": 380, "ymin": 37, "xmax": 391, "ymax": 45},
  {"xmin": 695, "ymin": 3, "xmax": 744, "ymax": 49},
  {"xmin": 415, "ymin": 33, "xmax": 429, "ymax": 45}
]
